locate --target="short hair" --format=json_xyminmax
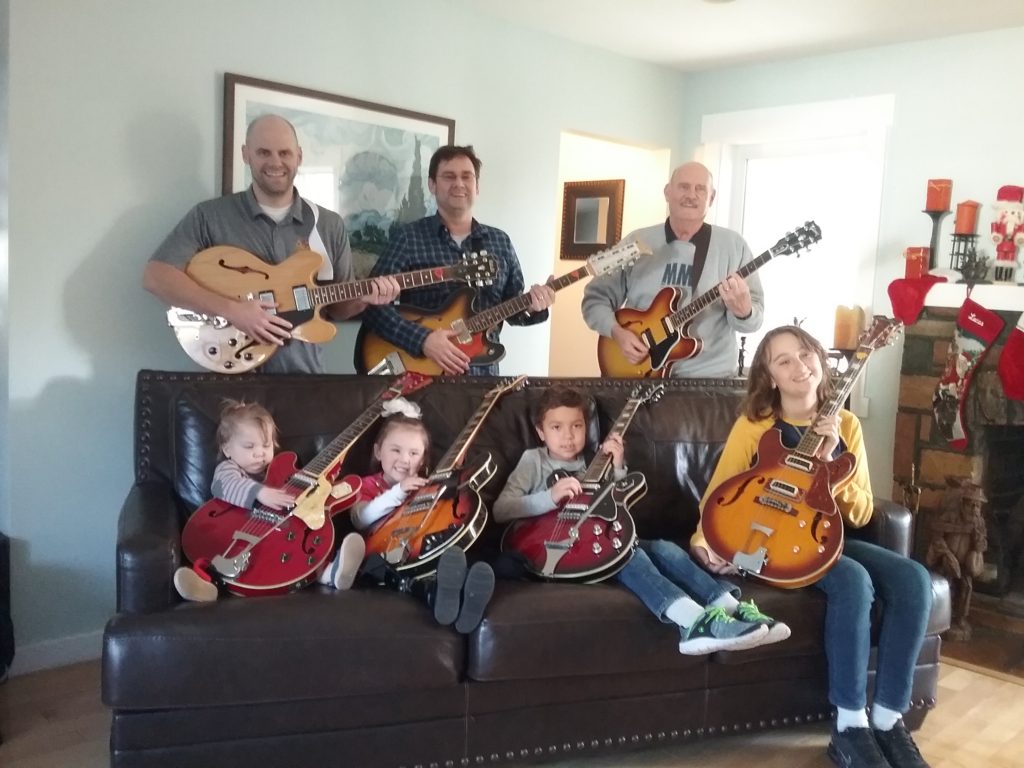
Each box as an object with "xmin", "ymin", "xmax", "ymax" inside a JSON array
[
  {"xmin": 742, "ymin": 326, "xmax": 832, "ymax": 421},
  {"xmin": 532, "ymin": 386, "xmax": 594, "ymax": 427},
  {"xmin": 428, "ymin": 144, "xmax": 482, "ymax": 181},
  {"xmin": 216, "ymin": 399, "xmax": 278, "ymax": 452}
]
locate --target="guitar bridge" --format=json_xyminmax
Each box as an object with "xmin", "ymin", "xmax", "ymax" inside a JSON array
[{"xmin": 450, "ymin": 318, "xmax": 473, "ymax": 345}]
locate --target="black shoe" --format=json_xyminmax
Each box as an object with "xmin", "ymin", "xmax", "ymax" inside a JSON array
[
  {"xmin": 454, "ymin": 562, "xmax": 495, "ymax": 634},
  {"xmin": 873, "ymin": 721, "xmax": 930, "ymax": 768},
  {"xmin": 827, "ymin": 726, "xmax": 893, "ymax": 768},
  {"xmin": 432, "ymin": 548, "xmax": 467, "ymax": 626}
]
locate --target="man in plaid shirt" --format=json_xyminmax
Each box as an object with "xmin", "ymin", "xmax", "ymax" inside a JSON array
[{"xmin": 361, "ymin": 145, "xmax": 555, "ymax": 375}]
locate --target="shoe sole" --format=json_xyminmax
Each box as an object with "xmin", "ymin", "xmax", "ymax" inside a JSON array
[
  {"xmin": 433, "ymin": 548, "xmax": 467, "ymax": 626},
  {"xmin": 174, "ymin": 568, "xmax": 218, "ymax": 603},
  {"xmin": 679, "ymin": 625, "xmax": 769, "ymax": 655},
  {"xmin": 455, "ymin": 562, "xmax": 495, "ymax": 634},
  {"xmin": 825, "ymin": 741, "xmax": 849, "ymax": 767},
  {"xmin": 333, "ymin": 533, "xmax": 366, "ymax": 590}
]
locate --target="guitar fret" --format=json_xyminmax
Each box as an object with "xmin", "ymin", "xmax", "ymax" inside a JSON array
[
  {"xmin": 581, "ymin": 398, "xmax": 642, "ymax": 482},
  {"xmin": 466, "ymin": 267, "xmax": 590, "ymax": 333},
  {"xmin": 311, "ymin": 268, "xmax": 457, "ymax": 306}
]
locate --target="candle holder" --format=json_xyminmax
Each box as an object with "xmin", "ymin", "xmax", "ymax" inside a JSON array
[
  {"xmin": 950, "ymin": 234, "xmax": 990, "ymax": 284},
  {"xmin": 923, "ymin": 209, "xmax": 952, "ymax": 270}
]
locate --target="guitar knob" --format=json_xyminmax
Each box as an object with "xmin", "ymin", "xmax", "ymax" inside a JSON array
[
  {"xmin": 817, "ymin": 545, "xmax": 826, "ymax": 554},
  {"xmin": 286, "ymin": 531, "xmax": 295, "ymax": 541},
  {"xmin": 313, "ymin": 536, "xmax": 322, "ymax": 545},
  {"xmin": 612, "ymin": 538, "xmax": 623, "ymax": 549},
  {"xmin": 206, "ymin": 346, "xmax": 218, "ymax": 355},
  {"xmin": 243, "ymin": 353, "xmax": 253, "ymax": 361},
  {"xmin": 611, "ymin": 520, "xmax": 623, "ymax": 533},
  {"xmin": 798, "ymin": 520, "xmax": 807, "ymax": 528},
  {"xmin": 591, "ymin": 542, "xmax": 603, "ymax": 555},
  {"xmin": 823, "ymin": 521, "xmax": 831, "ymax": 529},
  {"xmin": 307, "ymin": 556, "xmax": 315, "ymax": 565},
  {"xmin": 228, "ymin": 338, "xmax": 238, "ymax": 347},
  {"xmin": 592, "ymin": 523, "xmax": 604, "ymax": 536},
  {"xmin": 280, "ymin": 553, "xmax": 290, "ymax": 563},
  {"xmin": 223, "ymin": 361, "xmax": 234, "ymax": 369},
  {"xmin": 791, "ymin": 546, "xmax": 801, "ymax": 554}
]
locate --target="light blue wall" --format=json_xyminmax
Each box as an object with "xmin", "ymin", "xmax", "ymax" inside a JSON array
[
  {"xmin": 678, "ymin": 26, "xmax": 1024, "ymax": 499},
  {"xmin": 6, "ymin": 0, "xmax": 683, "ymax": 653}
]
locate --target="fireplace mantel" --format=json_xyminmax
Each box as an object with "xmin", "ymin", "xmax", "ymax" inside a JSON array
[{"xmin": 925, "ymin": 282, "xmax": 1024, "ymax": 311}]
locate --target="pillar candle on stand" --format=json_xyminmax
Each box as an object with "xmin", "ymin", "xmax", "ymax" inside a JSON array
[
  {"xmin": 833, "ymin": 305, "xmax": 865, "ymax": 350},
  {"xmin": 926, "ymin": 179, "xmax": 952, "ymax": 212},
  {"xmin": 905, "ymin": 247, "xmax": 929, "ymax": 279},
  {"xmin": 954, "ymin": 200, "xmax": 980, "ymax": 235}
]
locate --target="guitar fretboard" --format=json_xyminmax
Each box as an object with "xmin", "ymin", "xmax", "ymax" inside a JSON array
[
  {"xmin": 431, "ymin": 377, "xmax": 525, "ymax": 477},
  {"xmin": 580, "ymin": 386, "xmax": 661, "ymax": 483},
  {"xmin": 311, "ymin": 266, "xmax": 460, "ymax": 306},
  {"xmin": 794, "ymin": 348, "xmax": 874, "ymax": 460},
  {"xmin": 464, "ymin": 265, "xmax": 593, "ymax": 333}
]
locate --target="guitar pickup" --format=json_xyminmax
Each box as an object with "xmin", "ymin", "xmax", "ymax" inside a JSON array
[
  {"xmin": 450, "ymin": 318, "xmax": 473, "ymax": 345},
  {"xmin": 756, "ymin": 494, "xmax": 794, "ymax": 514},
  {"xmin": 766, "ymin": 479, "xmax": 799, "ymax": 498}
]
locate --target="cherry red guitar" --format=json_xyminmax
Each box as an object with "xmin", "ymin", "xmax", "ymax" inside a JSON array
[
  {"xmin": 500, "ymin": 384, "xmax": 664, "ymax": 583},
  {"xmin": 700, "ymin": 318, "xmax": 902, "ymax": 588},
  {"xmin": 363, "ymin": 376, "xmax": 526, "ymax": 575},
  {"xmin": 180, "ymin": 373, "xmax": 431, "ymax": 596}
]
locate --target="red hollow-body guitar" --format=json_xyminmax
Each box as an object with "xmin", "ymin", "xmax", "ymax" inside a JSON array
[
  {"xmin": 597, "ymin": 222, "xmax": 821, "ymax": 378},
  {"xmin": 700, "ymin": 318, "xmax": 902, "ymax": 588},
  {"xmin": 501, "ymin": 384, "xmax": 664, "ymax": 582},
  {"xmin": 363, "ymin": 376, "xmax": 526, "ymax": 575},
  {"xmin": 180, "ymin": 373, "xmax": 432, "ymax": 596}
]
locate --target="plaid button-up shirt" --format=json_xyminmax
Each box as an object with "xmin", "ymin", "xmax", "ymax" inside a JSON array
[{"xmin": 362, "ymin": 214, "xmax": 548, "ymax": 361}]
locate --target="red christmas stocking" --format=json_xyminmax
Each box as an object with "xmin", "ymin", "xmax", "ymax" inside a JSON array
[
  {"xmin": 887, "ymin": 275, "xmax": 947, "ymax": 325},
  {"xmin": 998, "ymin": 314, "xmax": 1024, "ymax": 400},
  {"xmin": 933, "ymin": 298, "xmax": 1005, "ymax": 450}
]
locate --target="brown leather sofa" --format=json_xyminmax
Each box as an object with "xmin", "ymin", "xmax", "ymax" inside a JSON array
[{"xmin": 102, "ymin": 370, "xmax": 951, "ymax": 768}]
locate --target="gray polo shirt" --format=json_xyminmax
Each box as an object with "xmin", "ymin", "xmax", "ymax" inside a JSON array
[{"xmin": 150, "ymin": 186, "xmax": 353, "ymax": 373}]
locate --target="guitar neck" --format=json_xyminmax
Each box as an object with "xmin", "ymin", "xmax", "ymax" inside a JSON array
[
  {"xmin": 465, "ymin": 264, "xmax": 592, "ymax": 333},
  {"xmin": 794, "ymin": 346, "xmax": 875, "ymax": 459},
  {"xmin": 668, "ymin": 243, "xmax": 781, "ymax": 326},
  {"xmin": 311, "ymin": 266, "xmax": 460, "ymax": 307},
  {"xmin": 580, "ymin": 395, "xmax": 644, "ymax": 483}
]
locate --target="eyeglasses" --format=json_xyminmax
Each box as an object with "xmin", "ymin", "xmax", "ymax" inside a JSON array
[{"xmin": 437, "ymin": 172, "xmax": 477, "ymax": 184}]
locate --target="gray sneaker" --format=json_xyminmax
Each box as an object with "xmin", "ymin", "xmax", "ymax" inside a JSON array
[{"xmin": 678, "ymin": 606, "xmax": 768, "ymax": 655}]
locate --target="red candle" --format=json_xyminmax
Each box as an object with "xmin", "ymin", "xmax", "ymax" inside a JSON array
[
  {"xmin": 905, "ymin": 247, "xmax": 929, "ymax": 279},
  {"xmin": 954, "ymin": 200, "xmax": 980, "ymax": 234},
  {"xmin": 926, "ymin": 179, "xmax": 952, "ymax": 212}
]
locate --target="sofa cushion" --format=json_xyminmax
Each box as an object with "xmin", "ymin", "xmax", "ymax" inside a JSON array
[{"xmin": 103, "ymin": 587, "xmax": 464, "ymax": 709}]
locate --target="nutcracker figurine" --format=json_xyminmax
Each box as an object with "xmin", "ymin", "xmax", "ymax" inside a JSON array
[{"xmin": 990, "ymin": 184, "xmax": 1024, "ymax": 283}]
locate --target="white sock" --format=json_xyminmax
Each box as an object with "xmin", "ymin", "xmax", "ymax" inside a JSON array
[
  {"xmin": 710, "ymin": 592, "xmax": 740, "ymax": 614},
  {"xmin": 836, "ymin": 707, "xmax": 869, "ymax": 732},
  {"xmin": 870, "ymin": 704, "xmax": 902, "ymax": 731},
  {"xmin": 664, "ymin": 596, "xmax": 704, "ymax": 628}
]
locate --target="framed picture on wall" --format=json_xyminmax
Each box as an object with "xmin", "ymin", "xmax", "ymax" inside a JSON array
[
  {"xmin": 559, "ymin": 179, "xmax": 625, "ymax": 259},
  {"xmin": 223, "ymin": 73, "xmax": 455, "ymax": 277}
]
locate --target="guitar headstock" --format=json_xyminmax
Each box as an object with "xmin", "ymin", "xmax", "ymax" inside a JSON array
[
  {"xmin": 457, "ymin": 251, "xmax": 499, "ymax": 287},
  {"xmin": 386, "ymin": 372, "xmax": 433, "ymax": 399},
  {"xmin": 857, "ymin": 315, "xmax": 904, "ymax": 354},
  {"xmin": 587, "ymin": 240, "xmax": 649, "ymax": 276},
  {"xmin": 773, "ymin": 221, "xmax": 822, "ymax": 257},
  {"xmin": 491, "ymin": 374, "xmax": 528, "ymax": 396},
  {"xmin": 629, "ymin": 382, "xmax": 667, "ymax": 405}
]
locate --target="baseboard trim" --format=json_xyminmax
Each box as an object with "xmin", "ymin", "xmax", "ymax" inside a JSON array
[{"xmin": 7, "ymin": 629, "xmax": 103, "ymax": 677}]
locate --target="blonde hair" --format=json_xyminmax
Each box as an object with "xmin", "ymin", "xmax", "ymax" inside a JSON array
[{"xmin": 216, "ymin": 399, "xmax": 278, "ymax": 454}]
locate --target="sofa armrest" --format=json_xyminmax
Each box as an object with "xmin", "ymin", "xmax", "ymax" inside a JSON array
[
  {"xmin": 116, "ymin": 482, "xmax": 183, "ymax": 614},
  {"xmin": 848, "ymin": 498, "xmax": 914, "ymax": 557}
]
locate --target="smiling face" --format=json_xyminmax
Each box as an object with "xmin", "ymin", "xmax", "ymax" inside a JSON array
[
  {"xmin": 536, "ymin": 405, "xmax": 588, "ymax": 463},
  {"xmin": 765, "ymin": 331, "xmax": 824, "ymax": 405},
  {"xmin": 428, "ymin": 155, "xmax": 479, "ymax": 221},
  {"xmin": 374, "ymin": 423, "xmax": 428, "ymax": 487},
  {"xmin": 241, "ymin": 115, "xmax": 302, "ymax": 205},
  {"xmin": 663, "ymin": 162, "xmax": 715, "ymax": 228},
  {"xmin": 221, "ymin": 419, "xmax": 275, "ymax": 475}
]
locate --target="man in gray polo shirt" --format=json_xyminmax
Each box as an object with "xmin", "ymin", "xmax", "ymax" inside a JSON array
[{"xmin": 144, "ymin": 114, "xmax": 398, "ymax": 374}]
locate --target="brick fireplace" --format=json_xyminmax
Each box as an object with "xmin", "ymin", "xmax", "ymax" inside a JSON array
[{"xmin": 894, "ymin": 301, "xmax": 1024, "ymax": 615}]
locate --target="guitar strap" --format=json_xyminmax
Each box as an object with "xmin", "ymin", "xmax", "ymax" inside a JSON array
[
  {"xmin": 688, "ymin": 223, "xmax": 712, "ymax": 293},
  {"xmin": 303, "ymin": 198, "xmax": 332, "ymax": 280}
]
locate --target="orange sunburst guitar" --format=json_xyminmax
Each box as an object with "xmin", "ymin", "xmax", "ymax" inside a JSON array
[
  {"xmin": 166, "ymin": 246, "xmax": 496, "ymax": 374},
  {"xmin": 363, "ymin": 375, "xmax": 527, "ymax": 575},
  {"xmin": 597, "ymin": 222, "xmax": 821, "ymax": 378},
  {"xmin": 700, "ymin": 317, "xmax": 902, "ymax": 588},
  {"xmin": 355, "ymin": 241, "xmax": 645, "ymax": 375},
  {"xmin": 180, "ymin": 372, "xmax": 432, "ymax": 596}
]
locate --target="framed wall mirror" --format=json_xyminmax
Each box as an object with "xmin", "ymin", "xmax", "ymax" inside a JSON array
[{"xmin": 559, "ymin": 179, "xmax": 625, "ymax": 259}]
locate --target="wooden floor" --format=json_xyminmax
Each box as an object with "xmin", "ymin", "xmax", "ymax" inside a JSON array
[{"xmin": 1, "ymin": 658, "xmax": 1022, "ymax": 768}]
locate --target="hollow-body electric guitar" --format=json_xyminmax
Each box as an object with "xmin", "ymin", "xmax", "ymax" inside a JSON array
[
  {"xmin": 167, "ymin": 246, "xmax": 496, "ymax": 374},
  {"xmin": 501, "ymin": 384, "xmax": 665, "ymax": 583},
  {"xmin": 355, "ymin": 241, "xmax": 646, "ymax": 375},
  {"xmin": 363, "ymin": 376, "xmax": 527, "ymax": 575},
  {"xmin": 180, "ymin": 372, "xmax": 432, "ymax": 596},
  {"xmin": 597, "ymin": 222, "xmax": 821, "ymax": 378},
  {"xmin": 700, "ymin": 317, "xmax": 902, "ymax": 588}
]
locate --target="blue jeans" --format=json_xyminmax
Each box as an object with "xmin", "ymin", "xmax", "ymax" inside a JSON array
[
  {"xmin": 615, "ymin": 539, "xmax": 740, "ymax": 621},
  {"xmin": 815, "ymin": 538, "xmax": 933, "ymax": 713}
]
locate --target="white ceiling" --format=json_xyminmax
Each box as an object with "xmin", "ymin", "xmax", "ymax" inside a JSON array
[{"xmin": 467, "ymin": 0, "xmax": 1024, "ymax": 72}]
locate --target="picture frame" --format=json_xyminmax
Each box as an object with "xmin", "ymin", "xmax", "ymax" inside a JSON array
[
  {"xmin": 559, "ymin": 179, "xmax": 625, "ymax": 260},
  {"xmin": 223, "ymin": 73, "xmax": 455, "ymax": 277}
]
